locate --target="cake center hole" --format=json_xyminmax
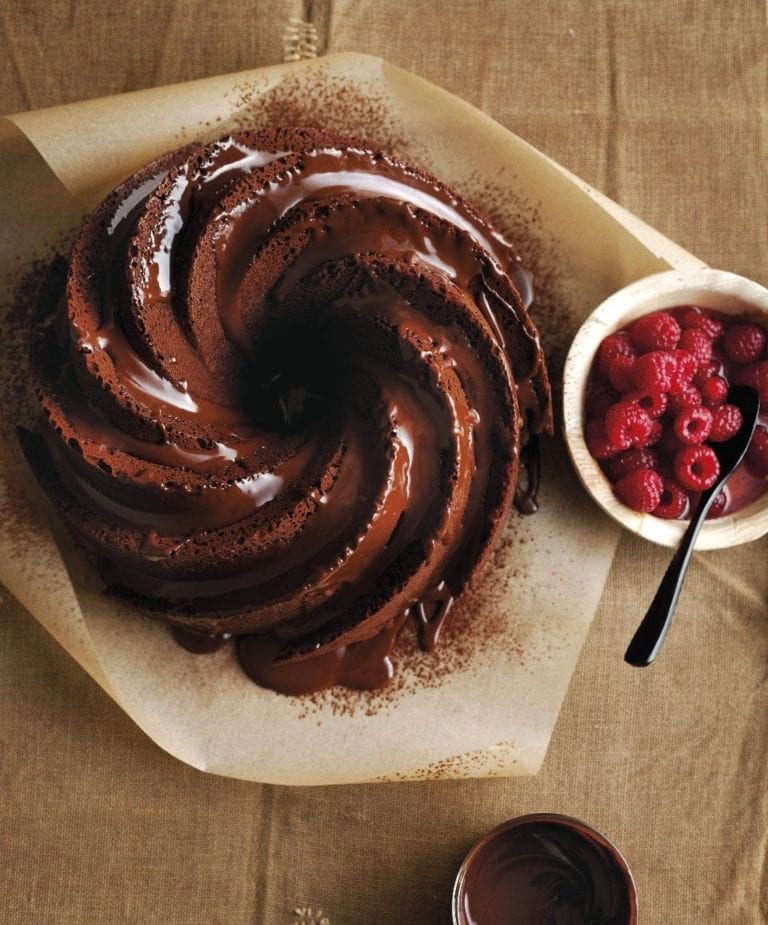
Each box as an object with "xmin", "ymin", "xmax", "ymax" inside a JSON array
[{"xmin": 243, "ymin": 331, "xmax": 332, "ymax": 434}]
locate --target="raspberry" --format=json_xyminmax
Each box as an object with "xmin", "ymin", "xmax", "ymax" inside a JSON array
[
  {"xmin": 602, "ymin": 447, "xmax": 660, "ymax": 482},
  {"xmin": 585, "ymin": 419, "xmax": 620, "ymax": 460},
  {"xmin": 667, "ymin": 384, "xmax": 702, "ymax": 415},
  {"xmin": 746, "ymin": 425, "xmax": 768, "ymax": 477},
  {"xmin": 673, "ymin": 405, "xmax": 713, "ymax": 445},
  {"xmin": 674, "ymin": 445, "xmax": 720, "ymax": 491},
  {"xmin": 671, "ymin": 350, "xmax": 697, "ymax": 387},
  {"xmin": 646, "ymin": 419, "xmax": 663, "ymax": 446},
  {"xmin": 678, "ymin": 328, "xmax": 713, "ymax": 366},
  {"xmin": 723, "ymin": 323, "xmax": 767, "ymax": 365},
  {"xmin": 700, "ymin": 375, "xmax": 728, "ymax": 407},
  {"xmin": 679, "ymin": 307, "xmax": 725, "ymax": 340},
  {"xmin": 607, "ymin": 353, "xmax": 636, "ymax": 393},
  {"xmin": 708, "ymin": 403, "xmax": 743, "ymax": 442},
  {"xmin": 625, "ymin": 387, "xmax": 667, "ymax": 419},
  {"xmin": 629, "ymin": 311, "xmax": 681, "ymax": 352},
  {"xmin": 614, "ymin": 468, "xmax": 663, "ymax": 513},
  {"xmin": 654, "ymin": 479, "xmax": 690, "ymax": 519},
  {"xmin": 693, "ymin": 360, "xmax": 721, "ymax": 389},
  {"xmin": 597, "ymin": 333, "xmax": 635, "ymax": 378},
  {"xmin": 733, "ymin": 361, "xmax": 768, "ymax": 404},
  {"xmin": 631, "ymin": 351, "xmax": 677, "ymax": 392},
  {"xmin": 605, "ymin": 401, "xmax": 654, "ymax": 450}
]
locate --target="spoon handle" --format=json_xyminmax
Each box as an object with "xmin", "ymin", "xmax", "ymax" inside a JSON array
[
  {"xmin": 624, "ymin": 385, "xmax": 759, "ymax": 668},
  {"xmin": 624, "ymin": 491, "xmax": 715, "ymax": 667}
]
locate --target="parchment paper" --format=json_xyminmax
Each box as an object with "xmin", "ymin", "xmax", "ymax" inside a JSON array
[{"xmin": 0, "ymin": 52, "xmax": 705, "ymax": 784}]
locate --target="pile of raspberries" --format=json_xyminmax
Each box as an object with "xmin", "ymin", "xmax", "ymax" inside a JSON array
[{"xmin": 585, "ymin": 306, "xmax": 768, "ymax": 518}]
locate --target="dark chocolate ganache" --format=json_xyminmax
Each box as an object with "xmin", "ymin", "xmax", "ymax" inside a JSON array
[
  {"xmin": 23, "ymin": 126, "xmax": 552, "ymax": 694},
  {"xmin": 454, "ymin": 815, "xmax": 636, "ymax": 925}
]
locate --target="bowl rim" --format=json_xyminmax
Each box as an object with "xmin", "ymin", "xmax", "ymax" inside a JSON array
[
  {"xmin": 451, "ymin": 812, "xmax": 638, "ymax": 924},
  {"xmin": 563, "ymin": 267, "xmax": 768, "ymax": 550}
]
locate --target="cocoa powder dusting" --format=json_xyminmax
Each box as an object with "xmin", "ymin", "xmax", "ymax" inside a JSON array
[
  {"xmin": 0, "ymin": 259, "xmax": 69, "ymax": 572},
  {"xmin": 1, "ymin": 257, "xmax": 63, "ymax": 433},
  {"xmin": 225, "ymin": 72, "xmax": 408, "ymax": 153}
]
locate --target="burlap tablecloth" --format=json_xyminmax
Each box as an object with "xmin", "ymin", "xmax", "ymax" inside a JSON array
[{"xmin": 2, "ymin": 2, "xmax": 767, "ymax": 922}]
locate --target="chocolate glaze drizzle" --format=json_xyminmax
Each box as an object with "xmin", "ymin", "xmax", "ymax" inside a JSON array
[{"xmin": 25, "ymin": 127, "xmax": 552, "ymax": 695}]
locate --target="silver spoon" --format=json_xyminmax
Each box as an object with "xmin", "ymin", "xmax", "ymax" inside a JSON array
[{"xmin": 624, "ymin": 384, "xmax": 760, "ymax": 667}]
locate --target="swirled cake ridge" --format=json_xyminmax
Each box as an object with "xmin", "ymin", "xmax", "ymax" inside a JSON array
[{"xmin": 23, "ymin": 127, "xmax": 552, "ymax": 694}]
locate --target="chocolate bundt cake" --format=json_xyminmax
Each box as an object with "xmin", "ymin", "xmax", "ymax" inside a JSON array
[{"xmin": 24, "ymin": 127, "xmax": 552, "ymax": 694}]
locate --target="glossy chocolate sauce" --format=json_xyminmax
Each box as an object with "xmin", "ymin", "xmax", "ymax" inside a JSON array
[
  {"xmin": 172, "ymin": 625, "xmax": 231, "ymax": 654},
  {"xmin": 26, "ymin": 127, "xmax": 552, "ymax": 695},
  {"xmin": 455, "ymin": 816, "xmax": 636, "ymax": 925},
  {"xmin": 236, "ymin": 610, "xmax": 408, "ymax": 695}
]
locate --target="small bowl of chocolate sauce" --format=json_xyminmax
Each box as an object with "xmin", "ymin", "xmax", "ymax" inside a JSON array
[{"xmin": 452, "ymin": 813, "xmax": 637, "ymax": 925}]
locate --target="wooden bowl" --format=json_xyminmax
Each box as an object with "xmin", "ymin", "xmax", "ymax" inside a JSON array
[{"xmin": 563, "ymin": 268, "xmax": 768, "ymax": 549}]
